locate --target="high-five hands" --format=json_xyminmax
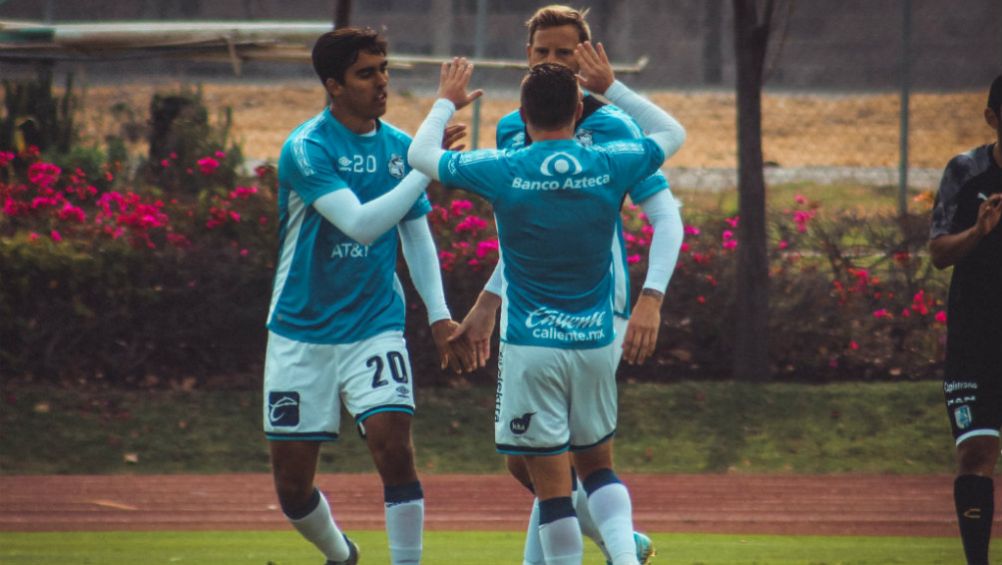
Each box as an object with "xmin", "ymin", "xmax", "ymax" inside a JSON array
[
  {"xmin": 438, "ymin": 57, "xmax": 484, "ymax": 110},
  {"xmin": 574, "ymin": 41, "xmax": 615, "ymax": 95}
]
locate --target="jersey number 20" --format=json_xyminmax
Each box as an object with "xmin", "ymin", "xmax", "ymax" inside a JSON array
[{"xmin": 367, "ymin": 351, "xmax": 408, "ymax": 388}]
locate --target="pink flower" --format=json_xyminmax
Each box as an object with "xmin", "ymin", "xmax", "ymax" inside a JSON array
[
  {"xmin": 722, "ymin": 230, "xmax": 734, "ymax": 241},
  {"xmin": 850, "ymin": 340, "xmax": 859, "ymax": 350},
  {"xmin": 449, "ymin": 199, "xmax": 473, "ymax": 217},
  {"xmin": 27, "ymin": 162, "xmax": 61, "ymax": 188},
  {"xmin": 627, "ymin": 254, "xmax": 641, "ymax": 265},
  {"xmin": 58, "ymin": 202, "xmax": 86, "ymax": 223},
  {"xmin": 475, "ymin": 239, "xmax": 499, "ymax": 258},
  {"xmin": 50, "ymin": 230, "xmax": 62, "ymax": 242},
  {"xmin": 724, "ymin": 216, "xmax": 739, "ymax": 228},
  {"xmin": 229, "ymin": 186, "xmax": 258, "ymax": 200},
  {"xmin": 684, "ymin": 225, "xmax": 701, "ymax": 236},
  {"xmin": 214, "ymin": 150, "xmax": 226, "ymax": 159},
  {"xmin": 696, "ymin": 295, "xmax": 706, "ymax": 304},
  {"xmin": 197, "ymin": 157, "xmax": 220, "ymax": 175},
  {"xmin": 935, "ymin": 311, "xmax": 947, "ymax": 324},
  {"xmin": 28, "ymin": 232, "xmax": 39, "ymax": 242},
  {"xmin": 722, "ymin": 239, "xmax": 737, "ymax": 250},
  {"xmin": 872, "ymin": 308, "xmax": 891, "ymax": 319},
  {"xmin": 777, "ymin": 240, "xmax": 789, "ymax": 250},
  {"xmin": 455, "ymin": 215, "xmax": 488, "ymax": 234},
  {"xmin": 794, "ymin": 194, "xmax": 807, "ymax": 205},
  {"xmin": 0, "ymin": 151, "xmax": 15, "ymax": 167},
  {"xmin": 680, "ymin": 242, "xmax": 690, "ymax": 253}
]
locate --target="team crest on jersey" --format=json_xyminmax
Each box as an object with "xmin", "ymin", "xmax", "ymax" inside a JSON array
[
  {"xmin": 268, "ymin": 391, "xmax": 300, "ymax": 427},
  {"xmin": 509, "ymin": 412, "xmax": 535, "ymax": 435},
  {"xmin": 954, "ymin": 405, "xmax": 973, "ymax": 429},
  {"xmin": 574, "ymin": 129, "xmax": 594, "ymax": 146},
  {"xmin": 388, "ymin": 154, "xmax": 405, "ymax": 179},
  {"xmin": 337, "ymin": 156, "xmax": 353, "ymax": 172},
  {"xmin": 511, "ymin": 132, "xmax": 527, "ymax": 149},
  {"xmin": 395, "ymin": 385, "xmax": 410, "ymax": 399},
  {"xmin": 539, "ymin": 152, "xmax": 583, "ymax": 176}
]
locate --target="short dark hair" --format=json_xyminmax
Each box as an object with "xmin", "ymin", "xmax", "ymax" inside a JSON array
[
  {"xmin": 526, "ymin": 4, "xmax": 591, "ymax": 46},
  {"xmin": 312, "ymin": 27, "xmax": 387, "ymax": 85},
  {"xmin": 520, "ymin": 63, "xmax": 579, "ymax": 131},
  {"xmin": 988, "ymin": 74, "xmax": 1002, "ymax": 116}
]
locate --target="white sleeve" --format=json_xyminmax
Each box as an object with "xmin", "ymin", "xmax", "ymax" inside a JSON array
[
  {"xmin": 637, "ymin": 190, "xmax": 684, "ymax": 293},
  {"xmin": 312, "ymin": 170, "xmax": 430, "ymax": 245},
  {"xmin": 603, "ymin": 80, "xmax": 686, "ymax": 158},
  {"xmin": 483, "ymin": 256, "xmax": 504, "ymax": 296},
  {"xmin": 398, "ymin": 216, "xmax": 451, "ymax": 324},
  {"xmin": 407, "ymin": 99, "xmax": 456, "ymax": 181}
]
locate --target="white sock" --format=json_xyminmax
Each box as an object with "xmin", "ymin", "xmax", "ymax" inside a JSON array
[
  {"xmin": 522, "ymin": 498, "xmax": 545, "ymax": 565},
  {"xmin": 288, "ymin": 490, "xmax": 350, "ymax": 562},
  {"xmin": 587, "ymin": 483, "xmax": 638, "ymax": 565},
  {"xmin": 539, "ymin": 515, "xmax": 584, "ymax": 565},
  {"xmin": 385, "ymin": 498, "xmax": 424, "ymax": 565},
  {"xmin": 573, "ymin": 479, "xmax": 611, "ymax": 560}
]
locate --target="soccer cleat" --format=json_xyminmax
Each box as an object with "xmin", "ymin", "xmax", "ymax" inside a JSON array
[
  {"xmin": 325, "ymin": 534, "xmax": 359, "ymax": 565},
  {"xmin": 605, "ymin": 532, "xmax": 655, "ymax": 565},
  {"xmin": 634, "ymin": 531, "xmax": 655, "ymax": 564}
]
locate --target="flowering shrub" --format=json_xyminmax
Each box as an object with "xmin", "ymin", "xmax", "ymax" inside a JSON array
[
  {"xmin": 2, "ymin": 136, "xmax": 950, "ymax": 384},
  {"xmin": 1, "ymin": 145, "xmax": 277, "ymax": 383},
  {"xmin": 617, "ymin": 192, "xmax": 949, "ymax": 381}
]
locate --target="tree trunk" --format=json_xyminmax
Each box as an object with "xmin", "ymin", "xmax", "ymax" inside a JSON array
[
  {"xmin": 703, "ymin": 0, "xmax": 724, "ymax": 84},
  {"xmin": 732, "ymin": 0, "xmax": 772, "ymax": 380}
]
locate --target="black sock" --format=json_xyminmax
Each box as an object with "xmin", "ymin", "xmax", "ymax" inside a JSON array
[{"xmin": 955, "ymin": 475, "xmax": 994, "ymax": 565}]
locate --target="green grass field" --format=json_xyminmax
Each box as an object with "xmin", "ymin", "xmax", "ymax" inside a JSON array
[
  {"xmin": 0, "ymin": 381, "xmax": 954, "ymax": 474},
  {"xmin": 0, "ymin": 530, "xmax": 980, "ymax": 565}
]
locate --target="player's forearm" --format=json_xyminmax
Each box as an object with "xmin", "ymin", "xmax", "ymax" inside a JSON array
[
  {"xmin": 639, "ymin": 190, "xmax": 684, "ymax": 293},
  {"xmin": 929, "ymin": 228, "xmax": 983, "ymax": 269},
  {"xmin": 603, "ymin": 80, "xmax": 686, "ymax": 158},
  {"xmin": 313, "ymin": 170, "xmax": 430, "ymax": 245},
  {"xmin": 408, "ymin": 99, "xmax": 455, "ymax": 181},
  {"xmin": 399, "ymin": 217, "xmax": 452, "ymax": 323}
]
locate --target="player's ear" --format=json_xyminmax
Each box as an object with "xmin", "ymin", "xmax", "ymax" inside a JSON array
[
  {"xmin": 574, "ymin": 98, "xmax": 584, "ymax": 122},
  {"xmin": 525, "ymin": 43, "xmax": 532, "ymax": 62},
  {"xmin": 985, "ymin": 107, "xmax": 1000, "ymax": 131},
  {"xmin": 324, "ymin": 77, "xmax": 342, "ymax": 99}
]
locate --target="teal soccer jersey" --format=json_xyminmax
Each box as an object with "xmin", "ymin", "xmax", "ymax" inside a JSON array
[
  {"xmin": 438, "ymin": 137, "xmax": 665, "ymax": 349},
  {"xmin": 269, "ymin": 109, "xmax": 431, "ymax": 344},
  {"xmin": 495, "ymin": 96, "xmax": 670, "ymax": 318}
]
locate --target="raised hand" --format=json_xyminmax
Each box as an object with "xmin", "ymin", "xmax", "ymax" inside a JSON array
[
  {"xmin": 438, "ymin": 57, "xmax": 485, "ymax": 111},
  {"xmin": 574, "ymin": 41, "xmax": 615, "ymax": 95}
]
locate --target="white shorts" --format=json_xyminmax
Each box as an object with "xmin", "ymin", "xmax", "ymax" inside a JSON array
[
  {"xmin": 263, "ymin": 330, "xmax": 415, "ymax": 441},
  {"xmin": 494, "ymin": 318, "xmax": 627, "ymax": 455}
]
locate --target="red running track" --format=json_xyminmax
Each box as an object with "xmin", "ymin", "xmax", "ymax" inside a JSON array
[{"xmin": 0, "ymin": 473, "xmax": 997, "ymax": 537}]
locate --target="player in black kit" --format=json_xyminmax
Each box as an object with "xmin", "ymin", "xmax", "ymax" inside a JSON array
[{"xmin": 930, "ymin": 73, "xmax": 1002, "ymax": 565}]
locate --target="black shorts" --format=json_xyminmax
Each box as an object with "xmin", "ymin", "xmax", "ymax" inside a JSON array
[{"xmin": 943, "ymin": 375, "xmax": 1002, "ymax": 445}]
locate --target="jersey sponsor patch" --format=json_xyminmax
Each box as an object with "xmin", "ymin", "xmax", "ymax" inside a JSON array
[
  {"xmin": 954, "ymin": 405, "xmax": 973, "ymax": 430},
  {"xmin": 509, "ymin": 412, "xmax": 535, "ymax": 435},
  {"xmin": 268, "ymin": 391, "xmax": 300, "ymax": 427}
]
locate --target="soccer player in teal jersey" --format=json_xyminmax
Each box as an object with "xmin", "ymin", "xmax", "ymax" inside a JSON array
[
  {"xmin": 264, "ymin": 27, "xmax": 472, "ymax": 565},
  {"xmin": 451, "ymin": 6, "xmax": 685, "ymax": 564},
  {"xmin": 408, "ymin": 43, "xmax": 681, "ymax": 565}
]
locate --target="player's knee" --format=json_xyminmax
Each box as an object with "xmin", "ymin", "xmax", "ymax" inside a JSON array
[
  {"xmin": 273, "ymin": 477, "xmax": 316, "ymax": 515},
  {"xmin": 957, "ymin": 442, "xmax": 999, "ymax": 475}
]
